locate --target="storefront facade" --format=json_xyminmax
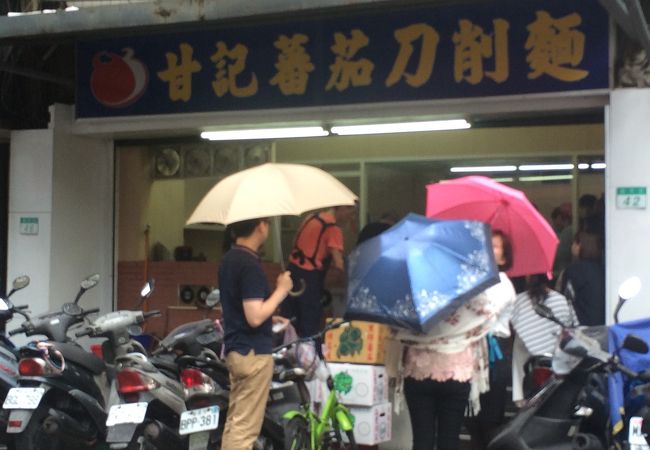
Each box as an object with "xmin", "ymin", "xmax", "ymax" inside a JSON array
[{"xmin": 4, "ymin": 0, "xmax": 647, "ymax": 336}]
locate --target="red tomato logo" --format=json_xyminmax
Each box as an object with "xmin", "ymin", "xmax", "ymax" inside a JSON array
[{"xmin": 90, "ymin": 48, "xmax": 149, "ymax": 108}]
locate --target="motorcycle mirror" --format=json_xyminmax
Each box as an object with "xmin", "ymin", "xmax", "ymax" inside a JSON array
[
  {"xmin": 140, "ymin": 279, "xmax": 154, "ymax": 299},
  {"xmin": 75, "ymin": 273, "xmax": 100, "ymax": 304},
  {"xmin": 618, "ymin": 276, "xmax": 641, "ymax": 301},
  {"xmin": 11, "ymin": 275, "xmax": 30, "ymax": 292},
  {"xmin": 614, "ymin": 276, "xmax": 642, "ymax": 324},
  {"xmin": 0, "ymin": 299, "xmax": 9, "ymax": 311},
  {"xmin": 623, "ymin": 334, "xmax": 649, "ymax": 354},
  {"xmin": 5, "ymin": 275, "xmax": 30, "ymax": 299},
  {"xmin": 204, "ymin": 289, "xmax": 220, "ymax": 308},
  {"xmin": 80, "ymin": 273, "xmax": 100, "ymax": 291}
]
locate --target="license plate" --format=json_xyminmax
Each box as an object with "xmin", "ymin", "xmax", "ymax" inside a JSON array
[
  {"xmin": 629, "ymin": 416, "xmax": 650, "ymax": 448},
  {"xmin": 106, "ymin": 402, "xmax": 148, "ymax": 426},
  {"xmin": 179, "ymin": 405, "xmax": 220, "ymax": 435},
  {"xmin": 3, "ymin": 387, "xmax": 44, "ymax": 409}
]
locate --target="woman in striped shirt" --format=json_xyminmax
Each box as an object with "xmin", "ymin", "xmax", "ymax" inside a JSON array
[{"xmin": 510, "ymin": 273, "xmax": 577, "ymax": 404}]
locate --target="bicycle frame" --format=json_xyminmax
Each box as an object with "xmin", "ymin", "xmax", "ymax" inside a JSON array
[
  {"xmin": 284, "ymin": 375, "xmax": 355, "ymax": 450},
  {"xmin": 278, "ymin": 320, "xmax": 357, "ymax": 449}
]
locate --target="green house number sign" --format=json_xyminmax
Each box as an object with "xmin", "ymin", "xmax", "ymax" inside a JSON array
[
  {"xmin": 616, "ymin": 187, "xmax": 647, "ymax": 209},
  {"xmin": 19, "ymin": 217, "xmax": 39, "ymax": 235}
]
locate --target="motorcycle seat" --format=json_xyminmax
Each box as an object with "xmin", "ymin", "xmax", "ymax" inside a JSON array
[
  {"xmin": 51, "ymin": 341, "xmax": 106, "ymax": 374},
  {"xmin": 149, "ymin": 354, "xmax": 178, "ymax": 375}
]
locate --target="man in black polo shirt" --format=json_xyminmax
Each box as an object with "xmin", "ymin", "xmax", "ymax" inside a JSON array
[{"xmin": 219, "ymin": 218, "xmax": 293, "ymax": 449}]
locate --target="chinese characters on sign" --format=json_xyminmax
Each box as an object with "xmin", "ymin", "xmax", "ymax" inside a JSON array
[
  {"xmin": 76, "ymin": 0, "xmax": 609, "ymax": 117},
  {"xmin": 154, "ymin": 11, "xmax": 589, "ymax": 102}
]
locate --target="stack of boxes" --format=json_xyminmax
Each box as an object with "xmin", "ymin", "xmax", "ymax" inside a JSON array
[{"xmin": 320, "ymin": 320, "xmax": 392, "ymax": 446}]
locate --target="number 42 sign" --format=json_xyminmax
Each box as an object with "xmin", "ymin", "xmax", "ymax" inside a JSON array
[{"xmin": 616, "ymin": 187, "xmax": 647, "ymax": 210}]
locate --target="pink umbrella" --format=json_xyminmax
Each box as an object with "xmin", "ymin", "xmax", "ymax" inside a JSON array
[{"xmin": 425, "ymin": 176, "xmax": 559, "ymax": 278}]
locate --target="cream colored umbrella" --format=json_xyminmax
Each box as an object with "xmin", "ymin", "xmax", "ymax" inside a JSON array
[
  {"xmin": 187, "ymin": 163, "xmax": 358, "ymax": 296},
  {"xmin": 186, "ymin": 163, "xmax": 357, "ymax": 226}
]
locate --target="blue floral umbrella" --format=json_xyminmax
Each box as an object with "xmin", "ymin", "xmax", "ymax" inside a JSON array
[{"xmin": 345, "ymin": 213, "xmax": 499, "ymax": 333}]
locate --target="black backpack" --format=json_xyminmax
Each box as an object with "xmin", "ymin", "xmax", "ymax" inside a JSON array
[{"xmin": 290, "ymin": 213, "xmax": 336, "ymax": 270}]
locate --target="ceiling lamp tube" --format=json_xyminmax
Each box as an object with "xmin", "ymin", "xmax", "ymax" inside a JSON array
[
  {"xmin": 518, "ymin": 163, "xmax": 574, "ymax": 171},
  {"xmin": 450, "ymin": 165, "xmax": 517, "ymax": 173},
  {"xmin": 330, "ymin": 119, "xmax": 470, "ymax": 136},
  {"xmin": 519, "ymin": 174, "xmax": 573, "ymax": 182},
  {"xmin": 201, "ymin": 126, "xmax": 328, "ymax": 141}
]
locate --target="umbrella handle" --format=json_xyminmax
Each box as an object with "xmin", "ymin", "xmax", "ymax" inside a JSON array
[{"xmin": 288, "ymin": 278, "xmax": 306, "ymax": 297}]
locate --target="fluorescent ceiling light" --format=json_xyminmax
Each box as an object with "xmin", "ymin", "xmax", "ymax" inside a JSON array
[
  {"xmin": 492, "ymin": 177, "xmax": 514, "ymax": 182},
  {"xmin": 450, "ymin": 165, "xmax": 516, "ymax": 173},
  {"xmin": 578, "ymin": 163, "xmax": 589, "ymax": 170},
  {"xmin": 519, "ymin": 174, "xmax": 573, "ymax": 182},
  {"xmin": 518, "ymin": 163, "xmax": 574, "ymax": 171},
  {"xmin": 591, "ymin": 162, "xmax": 606, "ymax": 169},
  {"xmin": 331, "ymin": 119, "xmax": 470, "ymax": 136},
  {"xmin": 201, "ymin": 126, "xmax": 328, "ymax": 141}
]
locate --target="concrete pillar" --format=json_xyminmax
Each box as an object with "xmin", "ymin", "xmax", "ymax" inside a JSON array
[
  {"xmin": 606, "ymin": 89, "xmax": 650, "ymax": 322},
  {"xmin": 7, "ymin": 104, "xmax": 114, "ymax": 336}
]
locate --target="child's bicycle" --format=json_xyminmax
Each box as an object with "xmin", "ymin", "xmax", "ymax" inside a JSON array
[{"xmin": 272, "ymin": 320, "xmax": 358, "ymax": 450}]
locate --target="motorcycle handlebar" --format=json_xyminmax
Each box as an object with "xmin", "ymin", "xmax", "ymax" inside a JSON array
[
  {"xmin": 143, "ymin": 310, "xmax": 161, "ymax": 318},
  {"xmin": 8, "ymin": 327, "xmax": 25, "ymax": 337},
  {"xmin": 272, "ymin": 320, "xmax": 349, "ymax": 353},
  {"xmin": 14, "ymin": 305, "xmax": 29, "ymax": 310},
  {"xmin": 84, "ymin": 308, "xmax": 100, "ymax": 315},
  {"xmin": 75, "ymin": 329, "xmax": 92, "ymax": 338},
  {"xmin": 617, "ymin": 362, "xmax": 639, "ymax": 379}
]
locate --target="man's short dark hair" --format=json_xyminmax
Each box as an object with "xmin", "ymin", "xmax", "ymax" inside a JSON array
[{"xmin": 229, "ymin": 218, "xmax": 264, "ymax": 239}]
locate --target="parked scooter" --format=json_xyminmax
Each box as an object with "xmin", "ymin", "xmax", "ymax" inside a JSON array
[
  {"xmin": 0, "ymin": 275, "xmax": 31, "ymax": 392},
  {"xmin": 106, "ymin": 317, "xmax": 221, "ymax": 450},
  {"xmin": 0, "ymin": 276, "xmax": 31, "ymax": 445},
  {"xmin": 175, "ymin": 289, "xmax": 228, "ymax": 450},
  {"xmin": 2, "ymin": 273, "xmax": 104, "ymax": 450},
  {"xmin": 3, "ymin": 276, "xmax": 161, "ymax": 450},
  {"xmin": 176, "ymin": 290, "xmax": 293, "ymax": 450},
  {"xmin": 488, "ymin": 277, "xmax": 650, "ymax": 450}
]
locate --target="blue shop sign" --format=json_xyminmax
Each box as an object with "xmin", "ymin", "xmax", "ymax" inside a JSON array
[{"xmin": 76, "ymin": 0, "xmax": 609, "ymax": 118}]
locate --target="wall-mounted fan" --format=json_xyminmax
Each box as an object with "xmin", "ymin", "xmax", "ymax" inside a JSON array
[
  {"xmin": 183, "ymin": 145, "xmax": 212, "ymax": 177},
  {"xmin": 213, "ymin": 146, "xmax": 240, "ymax": 178},
  {"xmin": 153, "ymin": 147, "xmax": 181, "ymax": 178},
  {"xmin": 244, "ymin": 143, "xmax": 270, "ymax": 168}
]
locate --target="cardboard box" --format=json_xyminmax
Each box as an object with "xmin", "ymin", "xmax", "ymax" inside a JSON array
[
  {"xmin": 323, "ymin": 320, "xmax": 389, "ymax": 364},
  {"xmin": 346, "ymin": 402, "xmax": 392, "ymax": 445},
  {"xmin": 324, "ymin": 363, "xmax": 388, "ymax": 406}
]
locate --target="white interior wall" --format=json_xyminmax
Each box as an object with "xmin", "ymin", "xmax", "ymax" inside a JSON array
[
  {"xmin": 7, "ymin": 104, "xmax": 114, "ymax": 337},
  {"xmin": 606, "ymin": 89, "xmax": 650, "ymax": 322}
]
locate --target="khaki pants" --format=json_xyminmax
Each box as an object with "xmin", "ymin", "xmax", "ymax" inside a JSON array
[{"xmin": 221, "ymin": 350, "xmax": 273, "ymax": 450}]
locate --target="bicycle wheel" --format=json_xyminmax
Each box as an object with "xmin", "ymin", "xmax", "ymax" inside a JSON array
[{"xmin": 284, "ymin": 416, "xmax": 310, "ymax": 450}]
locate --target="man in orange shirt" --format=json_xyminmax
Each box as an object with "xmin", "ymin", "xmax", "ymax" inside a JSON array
[{"xmin": 281, "ymin": 205, "xmax": 355, "ymax": 337}]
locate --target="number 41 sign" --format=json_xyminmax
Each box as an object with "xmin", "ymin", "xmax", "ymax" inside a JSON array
[{"xmin": 616, "ymin": 187, "xmax": 647, "ymax": 210}]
